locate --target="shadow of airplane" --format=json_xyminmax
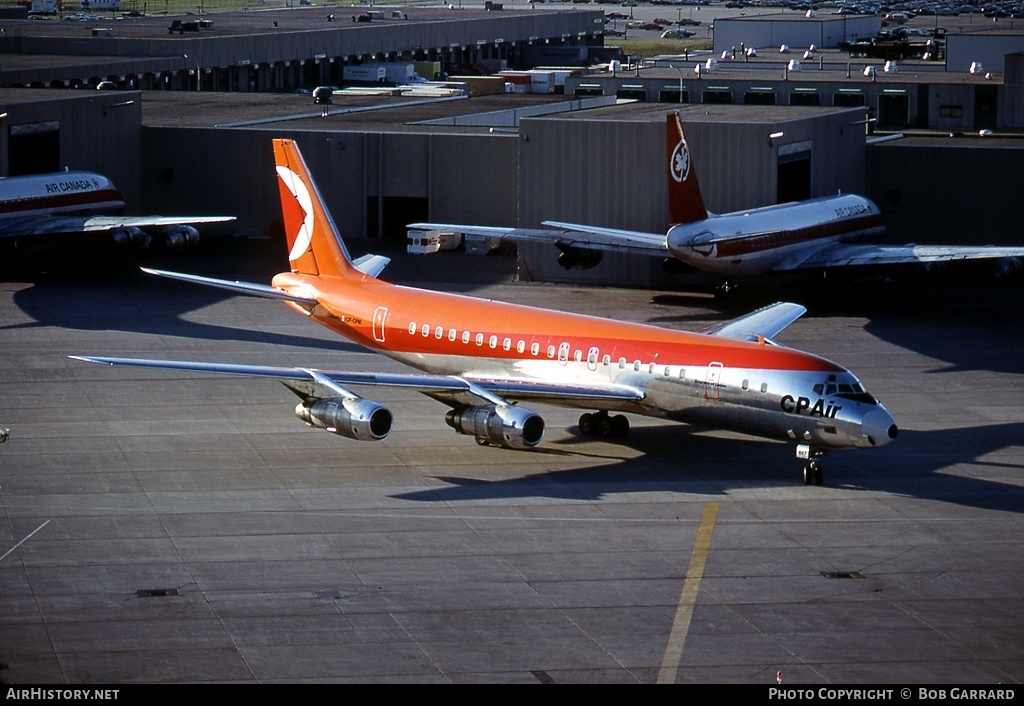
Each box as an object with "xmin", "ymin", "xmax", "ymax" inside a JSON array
[
  {"xmin": 392, "ymin": 421, "xmax": 1024, "ymax": 516},
  {"xmin": 649, "ymin": 276, "xmax": 1024, "ymax": 376},
  {"xmin": 2, "ymin": 237, "xmax": 521, "ymax": 355},
  {"xmin": 4, "ymin": 265, "xmax": 363, "ymax": 354}
]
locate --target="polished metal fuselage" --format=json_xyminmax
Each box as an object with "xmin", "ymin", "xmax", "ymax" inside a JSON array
[{"xmin": 283, "ymin": 275, "xmax": 896, "ymax": 453}]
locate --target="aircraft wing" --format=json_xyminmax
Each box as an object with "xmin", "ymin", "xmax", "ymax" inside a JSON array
[
  {"xmin": 780, "ymin": 243, "xmax": 1024, "ymax": 271},
  {"xmin": 0, "ymin": 214, "xmax": 234, "ymax": 238},
  {"xmin": 408, "ymin": 221, "xmax": 668, "ymax": 257},
  {"xmin": 79, "ymin": 215, "xmax": 236, "ymax": 232},
  {"xmin": 69, "ymin": 357, "xmax": 646, "ymax": 406},
  {"xmin": 701, "ymin": 302, "xmax": 807, "ymax": 343}
]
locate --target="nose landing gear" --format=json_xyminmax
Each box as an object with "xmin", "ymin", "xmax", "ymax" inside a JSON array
[{"xmin": 797, "ymin": 444, "xmax": 827, "ymax": 485}]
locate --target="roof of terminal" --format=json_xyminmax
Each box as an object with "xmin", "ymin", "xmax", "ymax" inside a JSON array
[
  {"xmin": 136, "ymin": 88, "xmax": 577, "ymax": 131},
  {"xmin": 0, "ymin": 5, "xmax": 536, "ymax": 39}
]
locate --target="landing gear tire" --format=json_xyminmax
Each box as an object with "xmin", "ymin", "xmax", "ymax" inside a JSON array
[
  {"xmin": 579, "ymin": 412, "xmax": 629, "ymax": 439},
  {"xmin": 803, "ymin": 463, "xmax": 824, "ymax": 486}
]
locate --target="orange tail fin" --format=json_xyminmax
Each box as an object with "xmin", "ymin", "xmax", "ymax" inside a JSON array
[
  {"xmin": 273, "ymin": 138, "xmax": 360, "ymax": 278},
  {"xmin": 667, "ymin": 112, "xmax": 710, "ymax": 226}
]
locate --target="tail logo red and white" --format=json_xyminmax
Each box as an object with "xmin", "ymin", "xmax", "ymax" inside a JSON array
[
  {"xmin": 670, "ymin": 136, "xmax": 691, "ymax": 183},
  {"xmin": 276, "ymin": 165, "xmax": 315, "ymax": 262}
]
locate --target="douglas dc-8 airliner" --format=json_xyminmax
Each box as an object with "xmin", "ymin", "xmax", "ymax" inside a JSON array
[
  {"xmin": 73, "ymin": 138, "xmax": 898, "ymax": 485},
  {"xmin": 0, "ymin": 169, "xmax": 233, "ymax": 256},
  {"xmin": 410, "ymin": 112, "xmax": 1024, "ymax": 292}
]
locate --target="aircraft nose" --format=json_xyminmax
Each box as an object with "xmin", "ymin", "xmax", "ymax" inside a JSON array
[{"xmin": 862, "ymin": 406, "xmax": 898, "ymax": 448}]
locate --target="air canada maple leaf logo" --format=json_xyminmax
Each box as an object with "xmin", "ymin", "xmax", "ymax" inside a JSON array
[{"xmin": 670, "ymin": 137, "xmax": 690, "ymax": 183}]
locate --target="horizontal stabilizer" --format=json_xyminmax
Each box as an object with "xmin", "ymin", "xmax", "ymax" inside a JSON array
[
  {"xmin": 140, "ymin": 268, "xmax": 318, "ymax": 305},
  {"xmin": 352, "ymin": 254, "xmax": 390, "ymax": 278},
  {"xmin": 701, "ymin": 302, "xmax": 807, "ymax": 343}
]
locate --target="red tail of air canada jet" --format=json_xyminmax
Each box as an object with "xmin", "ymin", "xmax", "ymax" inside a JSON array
[
  {"xmin": 409, "ymin": 110, "xmax": 1024, "ymax": 292},
  {"xmin": 73, "ymin": 138, "xmax": 899, "ymax": 485}
]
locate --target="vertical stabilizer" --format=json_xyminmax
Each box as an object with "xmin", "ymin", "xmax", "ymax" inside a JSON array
[
  {"xmin": 667, "ymin": 112, "xmax": 710, "ymax": 226},
  {"xmin": 272, "ymin": 139, "xmax": 360, "ymax": 278}
]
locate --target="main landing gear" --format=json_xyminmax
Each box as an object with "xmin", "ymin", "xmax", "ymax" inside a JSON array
[
  {"xmin": 797, "ymin": 444, "xmax": 827, "ymax": 485},
  {"xmin": 578, "ymin": 411, "xmax": 630, "ymax": 439}
]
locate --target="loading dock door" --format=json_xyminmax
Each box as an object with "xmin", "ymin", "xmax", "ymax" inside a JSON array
[
  {"xmin": 877, "ymin": 93, "xmax": 910, "ymax": 130},
  {"xmin": 8, "ymin": 122, "xmax": 60, "ymax": 175},
  {"xmin": 777, "ymin": 146, "xmax": 811, "ymax": 204}
]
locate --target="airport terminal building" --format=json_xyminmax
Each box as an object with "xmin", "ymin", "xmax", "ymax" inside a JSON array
[{"xmin": 1, "ymin": 5, "xmax": 1023, "ymax": 287}]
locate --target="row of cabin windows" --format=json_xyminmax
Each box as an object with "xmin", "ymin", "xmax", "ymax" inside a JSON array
[{"xmin": 405, "ymin": 320, "xmax": 772, "ymax": 393}]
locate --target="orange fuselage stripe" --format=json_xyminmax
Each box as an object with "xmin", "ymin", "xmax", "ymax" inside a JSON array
[{"xmin": 276, "ymin": 272, "xmax": 842, "ymax": 374}]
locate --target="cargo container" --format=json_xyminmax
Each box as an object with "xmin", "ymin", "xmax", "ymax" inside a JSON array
[
  {"xmin": 447, "ymin": 76, "xmax": 505, "ymax": 96},
  {"xmin": 414, "ymin": 61, "xmax": 443, "ymax": 81},
  {"xmin": 498, "ymin": 70, "xmax": 554, "ymax": 94},
  {"xmin": 464, "ymin": 233, "xmax": 500, "ymax": 255},
  {"xmin": 407, "ymin": 230, "xmax": 462, "ymax": 255}
]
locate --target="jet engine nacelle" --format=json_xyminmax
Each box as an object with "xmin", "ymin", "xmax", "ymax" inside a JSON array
[
  {"xmin": 110, "ymin": 226, "xmax": 150, "ymax": 250},
  {"xmin": 557, "ymin": 245, "xmax": 603, "ymax": 270},
  {"xmin": 444, "ymin": 404, "xmax": 545, "ymax": 449},
  {"xmin": 995, "ymin": 256, "xmax": 1023, "ymax": 280},
  {"xmin": 662, "ymin": 257, "xmax": 697, "ymax": 275},
  {"xmin": 295, "ymin": 397, "xmax": 393, "ymax": 441},
  {"xmin": 163, "ymin": 225, "xmax": 201, "ymax": 252}
]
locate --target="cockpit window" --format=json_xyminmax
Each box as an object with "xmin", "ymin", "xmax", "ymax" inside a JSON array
[
  {"xmin": 838, "ymin": 391, "xmax": 877, "ymax": 404},
  {"xmin": 816, "ymin": 379, "xmax": 877, "ymax": 405},
  {"xmin": 836, "ymin": 381, "xmax": 877, "ymax": 405}
]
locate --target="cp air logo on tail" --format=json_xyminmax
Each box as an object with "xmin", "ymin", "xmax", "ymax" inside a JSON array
[
  {"xmin": 276, "ymin": 165, "xmax": 316, "ymax": 264},
  {"xmin": 272, "ymin": 138, "xmax": 358, "ymax": 279}
]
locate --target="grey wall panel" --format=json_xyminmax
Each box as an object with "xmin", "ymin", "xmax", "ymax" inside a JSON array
[
  {"xmin": 867, "ymin": 139, "xmax": 1024, "ymax": 247},
  {"xmin": 713, "ymin": 16, "xmax": 881, "ymax": 53},
  {"xmin": 428, "ymin": 133, "xmax": 518, "ymax": 227},
  {"xmin": 381, "ymin": 132, "xmax": 429, "ymax": 199},
  {"xmin": 140, "ymin": 127, "xmax": 369, "ymax": 242}
]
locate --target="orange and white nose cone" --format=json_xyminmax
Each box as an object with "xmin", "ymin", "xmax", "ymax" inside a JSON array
[{"xmin": 861, "ymin": 406, "xmax": 898, "ymax": 447}]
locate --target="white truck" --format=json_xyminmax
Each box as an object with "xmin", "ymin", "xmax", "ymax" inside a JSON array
[
  {"xmin": 358, "ymin": 62, "xmax": 427, "ymax": 85},
  {"xmin": 343, "ymin": 64, "xmax": 387, "ymax": 84}
]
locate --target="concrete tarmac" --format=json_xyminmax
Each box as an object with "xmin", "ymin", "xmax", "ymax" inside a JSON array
[{"xmin": 1, "ymin": 245, "xmax": 1022, "ymax": 684}]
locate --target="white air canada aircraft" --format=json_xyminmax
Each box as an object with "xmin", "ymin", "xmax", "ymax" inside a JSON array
[
  {"xmin": 410, "ymin": 111, "xmax": 1024, "ymax": 292},
  {"xmin": 72, "ymin": 138, "xmax": 899, "ymax": 485},
  {"xmin": 0, "ymin": 170, "xmax": 234, "ymax": 255}
]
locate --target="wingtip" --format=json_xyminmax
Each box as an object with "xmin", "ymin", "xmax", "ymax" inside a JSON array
[{"xmin": 69, "ymin": 355, "xmax": 97, "ymax": 364}]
